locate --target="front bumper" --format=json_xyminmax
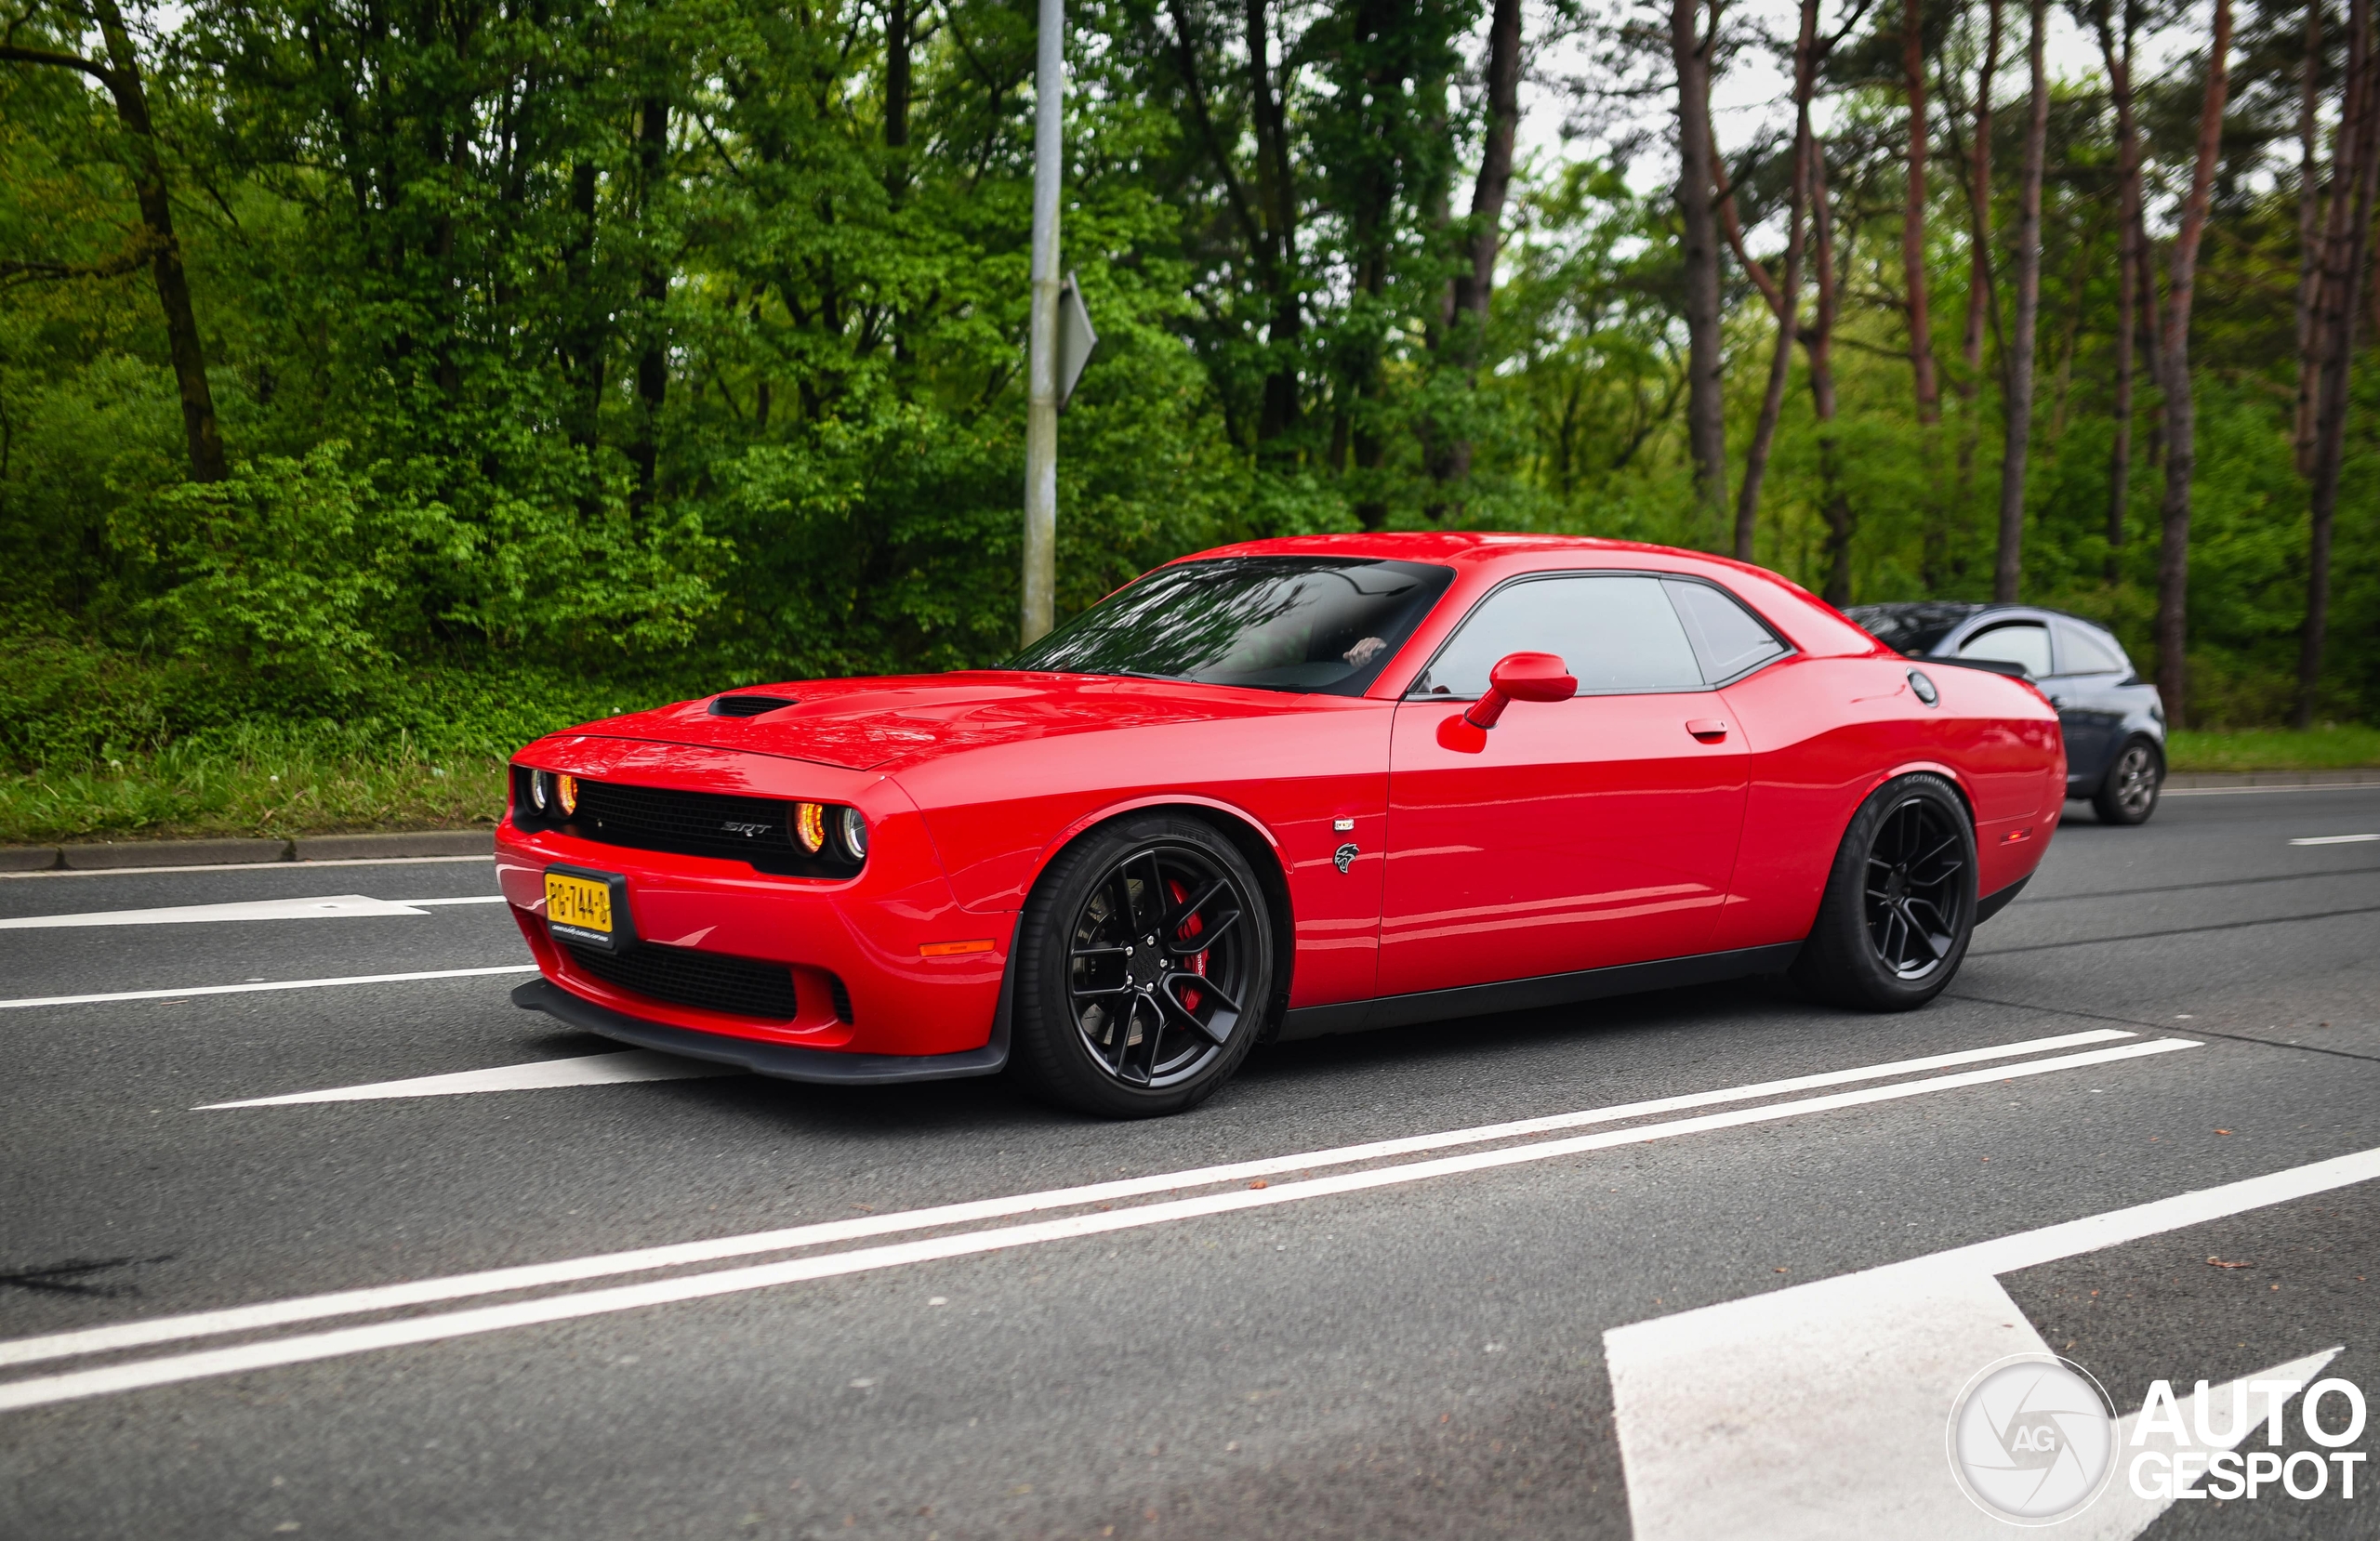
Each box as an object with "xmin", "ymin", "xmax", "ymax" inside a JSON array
[
  {"xmin": 496, "ymin": 758, "xmax": 1013, "ymax": 1062},
  {"xmin": 512, "ymin": 979, "xmax": 1008, "ymax": 1084}
]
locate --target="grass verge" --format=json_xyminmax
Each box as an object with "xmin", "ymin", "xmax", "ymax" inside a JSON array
[
  {"xmin": 2165, "ymin": 724, "xmax": 2380, "ymax": 773},
  {"xmin": 0, "ymin": 731, "xmax": 505, "ymax": 846}
]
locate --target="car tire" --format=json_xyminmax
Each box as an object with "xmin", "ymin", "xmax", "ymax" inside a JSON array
[
  {"xmin": 1791, "ymin": 773, "xmax": 1978, "ymax": 1011},
  {"xmin": 1008, "ymin": 813, "xmax": 1275, "ymax": 1118},
  {"xmin": 2091, "ymin": 737, "xmax": 2163, "ymax": 825}
]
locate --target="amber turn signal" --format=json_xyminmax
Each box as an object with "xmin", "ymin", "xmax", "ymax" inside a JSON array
[
  {"xmin": 794, "ymin": 802, "xmax": 826, "ymax": 854},
  {"xmin": 919, "ymin": 939, "xmax": 995, "ymax": 957},
  {"xmin": 555, "ymin": 773, "xmax": 578, "ymax": 816}
]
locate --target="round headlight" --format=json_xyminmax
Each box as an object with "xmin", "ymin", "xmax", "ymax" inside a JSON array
[
  {"xmin": 839, "ymin": 806, "xmax": 869, "ymax": 862},
  {"xmin": 557, "ymin": 773, "xmax": 579, "ymax": 816},
  {"xmin": 529, "ymin": 770, "xmax": 552, "ymax": 813},
  {"xmin": 794, "ymin": 802, "xmax": 826, "ymax": 854}
]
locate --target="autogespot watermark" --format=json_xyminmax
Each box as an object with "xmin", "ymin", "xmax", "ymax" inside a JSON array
[
  {"xmin": 1948, "ymin": 1352, "xmax": 2371, "ymax": 1525},
  {"xmin": 1948, "ymin": 1355, "xmax": 2119, "ymax": 1524}
]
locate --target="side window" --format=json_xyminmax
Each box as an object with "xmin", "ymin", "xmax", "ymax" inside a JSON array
[
  {"xmin": 1663, "ymin": 578, "xmax": 1790, "ymax": 682},
  {"xmin": 1411, "ymin": 574, "xmax": 1706, "ymax": 697},
  {"xmin": 1958, "ymin": 622, "xmax": 2053, "ymax": 678},
  {"xmin": 2056, "ymin": 622, "xmax": 2130, "ymax": 677}
]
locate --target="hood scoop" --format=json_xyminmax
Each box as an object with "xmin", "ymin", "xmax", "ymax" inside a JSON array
[{"xmin": 708, "ymin": 694, "xmax": 800, "ymax": 718}]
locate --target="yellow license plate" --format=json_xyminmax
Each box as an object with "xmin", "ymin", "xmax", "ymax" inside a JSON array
[{"xmin": 545, "ymin": 872, "xmax": 612, "ymax": 935}]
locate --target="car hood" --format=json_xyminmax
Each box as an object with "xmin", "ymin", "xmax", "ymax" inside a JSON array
[{"xmin": 559, "ymin": 672, "xmax": 1333, "ymax": 772}]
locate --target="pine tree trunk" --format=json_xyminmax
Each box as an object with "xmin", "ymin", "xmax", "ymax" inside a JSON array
[
  {"xmin": 1432, "ymin": 0, "xmax": 1523, "ymax": 494},
  {"xmin": 2156, "ymin": 0, "xmax": 2235, "ymax": 723},
  {"xmin": 2097, "ymin": 0, "xmax": 2140, "ymax": 581},
  {"xmin": 1902, "ymin": 0, "xmax": 1940, "ymax": 427},
  {"xmin": 1808, "ymin": 149, "xmax": 1854, "ymax": 604},
  {"xmin": 1992, "ymin": 0, "xmax": 2050, "ymax": 601},
  {"xmin": 1673, "ymin": 0, "xmax": 1729, "ymax": 537},
  {"xmin": 1732, "ymin": 0, "xmax": 1819, "ymax": 560},
  {"xmin": 2293, "ymin": 0, "xmax": 2325, "ymax": 471},
  {"xmin": 2298, "ymin": 0, "xmax": 2378, "ymax": 725},
  {"xmin": 1956, "ymin": 0, "xmax": 2003, "ymax": 535},
  {"xmin": 632, "ymin": 96, "xmax": 670, "ymax": 514}
]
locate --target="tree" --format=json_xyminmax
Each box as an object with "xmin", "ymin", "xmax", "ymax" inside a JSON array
[
  {"xmin": 1954, "ymin": 0, "xmax": 2003, "ymax": 521},
  {"xmin": 2155, "ymin": 0, "xmax": 2234, "ymax": 720},
  {"xmin": 1427, "ymin": 0, "xmax": 1524, "ymax": 494},
  {"xmin": 2094, "ymin": 0, "xmax": 2140, "ymax": 580},
  {"xmin": 2298, "ymin": 0, "xmax": 2378, "ymax": 724},
  {"xmin": 1673, "ymin": 0, "xmax": 1729, "ymax": 534},
  {"xmin": 1715, "ymin": 0, "xmax": 1822, "ymax": 559},
  {"xmin": 1992, "ymin": 0, "xmax": 2049, "ymax": 601},
  {"xmin": 1900, "ymin": 0, "xmax": 1940, "ymax": 432},
  {"xmin": 1, "ymin": 0, "xmax": 225, "ymax": 481}
]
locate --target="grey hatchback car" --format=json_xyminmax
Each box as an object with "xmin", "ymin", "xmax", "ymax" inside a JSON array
[{"xmin": 1846, "ymin": 602, "xmax": 2168, "ymax": 824}]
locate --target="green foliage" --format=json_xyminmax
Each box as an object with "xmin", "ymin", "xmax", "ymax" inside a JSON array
[{"xmin": 0, "ymin": 0, "xmax": 2372, "ymax": 850}]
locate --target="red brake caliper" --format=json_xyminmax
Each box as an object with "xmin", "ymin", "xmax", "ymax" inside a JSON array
[{"xmin": 1168, "ymin": 877, "xmax": 1206, "ymax": 1013}]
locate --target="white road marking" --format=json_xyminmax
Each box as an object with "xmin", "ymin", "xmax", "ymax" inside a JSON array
[
  {"xmin": 0, "ymin": 1035, "xmax": 2194, "ymax": 1410},
  {"xmin": 0, "ymin": 892, "xmax": 507, "ymax": 929},
  {"xmin": 1606, "ymin": 1147, "xmax": 2380, "ymax": 1540},
  {"xmin": 0, "ymin": 895, "xmax": 430, "ymax": 929},
  {"xmin": 0, "ymin": 965, "xmax": 537, "ymax": 1011},
  {"xmin": 2, "ymin": 854, "xmax": 495, "ymax": 880},
  {"xmin": 196, "ymin": 1051, "xmax": 732, "ymax": 1108},
  {"xmin": 0, "ymin": 1026, "xmax": 2139, "ymax": 1371},
  {"xmin": 2289, "ymin": 832, "xmax": 2379, "ymax": 845}
]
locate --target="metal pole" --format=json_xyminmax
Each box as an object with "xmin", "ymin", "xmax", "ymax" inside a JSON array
[{"xmin": 1020, "ymin": 0, "xmax": 1064, "ymax": 645}]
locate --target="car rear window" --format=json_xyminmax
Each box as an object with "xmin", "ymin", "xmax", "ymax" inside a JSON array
[
  {"xmin": 2056, "ymin": 622, "xmax": 2130, "ymax": 676},
  {"xmin": 1663, "ymin": 578, "xmax": 1790, "ymax": 681}
]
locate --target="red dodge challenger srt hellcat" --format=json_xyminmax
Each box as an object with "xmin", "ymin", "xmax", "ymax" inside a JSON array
[{"xmin": 498, "ymin": 533, "xmax": 2065, "ymax": 1117}]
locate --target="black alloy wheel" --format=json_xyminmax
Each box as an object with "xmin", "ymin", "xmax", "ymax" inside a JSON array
[
  {"xmin": 1011, "ymin": 815, "xmax": 1274, "ymax": 1117},
  {"xmin": 2092, "ymin": 738, "xmax": 2162, "ymax": 825},
  {"xmin": 1792, "ymin": 773, "xmax": 1978, "ymax": 1010},
  {"xmin": 1860, "ymin": 794, "xmax": 1968, "ymax": 981}
]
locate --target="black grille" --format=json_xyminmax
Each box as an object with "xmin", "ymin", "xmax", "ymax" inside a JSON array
[
  {"xmin": 509, "ymin": 768, "xmax": 862, "ymax": 877},
  {"xmin": 826, "ymin": 974, "xmax": 853, "ymax": 1024},
  {"xmin": 709, "ymin": 694, "xmax": 799, "ymax": 718},
  {"xmin": 562, "ymin": 941, "xmax": 799, "ymax": 1021}
]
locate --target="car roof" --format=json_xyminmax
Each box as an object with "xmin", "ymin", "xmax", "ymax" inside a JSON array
[{"xmin": 1170, "ymin": 531, "xmax": 1887, "ymax": 674}]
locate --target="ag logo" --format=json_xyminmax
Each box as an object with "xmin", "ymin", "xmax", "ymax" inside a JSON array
[{"xmin": 1948, "ymin": 1355, "xmax": 2118, "ymax": 1524}]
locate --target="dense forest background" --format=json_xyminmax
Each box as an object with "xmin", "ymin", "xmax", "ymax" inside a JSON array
[{"xmin": 2, "ymin": 0, "xmax": 2374, "ymax": 790}]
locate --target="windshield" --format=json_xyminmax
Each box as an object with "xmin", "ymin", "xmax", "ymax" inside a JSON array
[{"xmin": 1007, "ymin": 557, "xmax": 1456, "ymax": 695}]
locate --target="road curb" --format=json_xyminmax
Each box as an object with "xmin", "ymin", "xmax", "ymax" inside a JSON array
[
  {"xmin": 292, "ymin": 831, "xmax": 493, "ymax": 862},
  {"xmin": 0, "ymin": 829, "xmax": 496, "ymax": 874},
  {"xmin": 60, "ymin": 838, "xmax": 292, "ymax": 870},
  {"xmin": 2164, "ymin": 769, "xmax": 2380, "ymax": 789}
]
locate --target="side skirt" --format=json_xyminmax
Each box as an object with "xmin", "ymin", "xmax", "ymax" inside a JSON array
[
  {"xmin": 1976, "ymin": 873, "xmax": 2031, "ymax": 925},
  {"xmin": 1274, "ymin": 942, "xmax": 1805, "ymax": 1043},
  {"xmin": 512, "ymin": 977, "xmax": 1011, "ymax": 1085}
]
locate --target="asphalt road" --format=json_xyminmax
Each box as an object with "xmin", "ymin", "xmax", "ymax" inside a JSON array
[{"xmin": 2, "ymin": 788, "xmax": 2376, "ymax": 1540}]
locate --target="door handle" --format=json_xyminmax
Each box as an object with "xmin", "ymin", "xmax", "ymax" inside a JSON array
[{"xmin": 1686, "ymin": 718, "xmax": 1729, "ymax": 742}]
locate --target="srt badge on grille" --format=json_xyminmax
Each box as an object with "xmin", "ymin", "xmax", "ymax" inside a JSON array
[{"xmin": 721, "ymin": 821, "xmax": 771, "ymax": 838}]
